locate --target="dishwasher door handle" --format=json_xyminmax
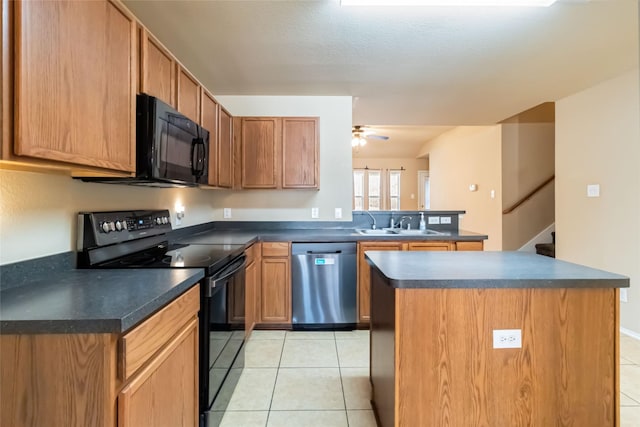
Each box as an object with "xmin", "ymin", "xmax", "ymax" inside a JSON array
[{"xmin": 306, "ymin": 250, "xmax": 342, "ymax": 254}]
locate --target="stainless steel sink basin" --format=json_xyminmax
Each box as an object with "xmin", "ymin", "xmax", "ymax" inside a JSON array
[
  {"xmin": 354, "ymin": 228, "xmax": 397, "ymax": 235},
  {"xmin": 396, "ymin": 229, "xmax": 444, "ymax": 235}
]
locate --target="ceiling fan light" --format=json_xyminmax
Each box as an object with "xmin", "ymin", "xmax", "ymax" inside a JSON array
[
  {"xmin": 341, "ymin": 0, "xmax": 558, "ymax": 6},
  {"xmin": 359, "ymin": 137, "xmax": 367, "ymax": 146},
  {"xmin": 352, "ymin": 137, "xmax": 360, "ymax": 147}
]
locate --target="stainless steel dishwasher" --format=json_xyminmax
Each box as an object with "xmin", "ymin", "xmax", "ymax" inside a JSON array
[{"xmin": 291, "ymin": 242, "xmax": 357, "ymax": 330}]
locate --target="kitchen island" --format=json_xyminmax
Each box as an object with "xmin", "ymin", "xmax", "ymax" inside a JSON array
[{"xmin": 365, "ymin": 251, "xmax": 629, "ymax": 427}]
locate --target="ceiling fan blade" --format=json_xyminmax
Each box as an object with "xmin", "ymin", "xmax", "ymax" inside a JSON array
[{"xmin": 367, "ymin": 135, "xmax": 389, "ymax": 141}]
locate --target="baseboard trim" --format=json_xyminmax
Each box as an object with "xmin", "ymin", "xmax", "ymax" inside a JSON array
[{"xmin": 621, "ymin": 327, "xmax": 640, "ymax": 340}]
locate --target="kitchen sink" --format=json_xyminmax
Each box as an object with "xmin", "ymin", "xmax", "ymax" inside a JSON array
[
  {"xmin": 354, "ymin": 228, "xmax": 445, "ymax": 236},
  {"xmin": 396, "ymin": 229, "xmax": 445, "ymax": 235},
  {"xmin": 354, "ymin": 228, "xmax": 398, "ymax": 235}
]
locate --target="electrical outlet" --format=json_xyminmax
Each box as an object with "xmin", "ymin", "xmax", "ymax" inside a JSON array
[
  {"xmin": 311, "ymin": 207, "xmax": 319, "ymax": 219},
  {"xmin": 493, "ymin": 329, "xmax": 522, "ymax": 349},
  {"xmin": 428, "ymin": 216, "xmax": 440, "ymax": 225},
  {"xmin": 334, "ymin": 208, "xmax": 342, "ymax": 219},
  {"xmin": 587, "ymin": 184, "xmax": 600, "ymax": 198},
  {"xmin": 223, "ymin": 208, "xmax": 232, "ymax": 219},
  {"xmin": 621, "ymin": 288, "xmax": 628, "ymax": 303},
  {"xmin": 440, "ymin": 216, "xmax": 451, "ymax": 224}
]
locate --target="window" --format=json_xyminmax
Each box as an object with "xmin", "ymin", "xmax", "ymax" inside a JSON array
[
  {"xmin": 389, "ymin": 170, "xmax": 401, "ymax": 211},
  {"xmin": 353, "ymin": 168, "xmax": 403, "ymax": 210}
]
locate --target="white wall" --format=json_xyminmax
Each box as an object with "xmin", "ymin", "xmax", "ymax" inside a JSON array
[
  {"xmin": 418, "ymin": 126, "xmax": 503, "ymax": 250},
  {"xmin": 0, "ymin": 169, "xmax": 216, "ymax": 264},
  {"xmin": 212, "ymin": 96, "xmax": 353, "ymax": 221},
  {"xmin": 555, "ymin": 69, "xmax": 640, "ymax": 334}
]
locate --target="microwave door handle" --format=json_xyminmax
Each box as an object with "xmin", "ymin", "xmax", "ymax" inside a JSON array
[{"xmin": 191, "ymin": 137, "xmax": 206, "ymax": 178}]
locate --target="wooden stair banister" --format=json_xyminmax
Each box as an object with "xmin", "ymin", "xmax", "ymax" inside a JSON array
[{"xmin": 503, "ymin": 175, "xmax": 555, "ymax": 215}]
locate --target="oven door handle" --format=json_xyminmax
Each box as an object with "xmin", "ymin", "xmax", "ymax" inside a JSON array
[{"xmin": 205, "ymin": 255, "xmax": 247, "ymax": 297}]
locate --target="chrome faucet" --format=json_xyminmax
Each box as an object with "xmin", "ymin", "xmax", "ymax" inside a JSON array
[
  {"xmin": 364, "ymin": 211, "xmax": 377, "ymax": 230},
  {"xmin": 399, "ymin": 216, "xmax": 412, "ymax": 230}
]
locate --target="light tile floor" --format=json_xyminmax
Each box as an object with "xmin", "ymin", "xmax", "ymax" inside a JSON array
[
  {"xmin": 214, "ymin": 330, "xmax": 640, "ymax": 427},
  {"xmin": 621, "ymin": 333, "xmax": 640, "ymax": 427},
  {"xmin": 213, "ymin": 329, "xmax": 375, "ymax": 427}
]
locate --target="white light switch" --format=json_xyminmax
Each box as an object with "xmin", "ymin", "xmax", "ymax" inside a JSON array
[
  {"xmin": 334, "ymin": 208, "xmax": 342, "ymax": 219},
  {"xmin": 587, "ymin": 184, "xmax": 600, "ymax": 198},
  {"xmin": 311, "ymin": 207, "xmax": 319, "ymax": 219},
  {"xmin": 223, "ymin": 208, "xmax": 232, "ymax": 219}
]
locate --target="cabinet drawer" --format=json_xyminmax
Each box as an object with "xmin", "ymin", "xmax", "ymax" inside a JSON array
[
  {"xmin": 119, "ymin": 285, "xmax": 200, "ymax": 381},
  {"xmin": 262, "ymin": 242, "xmax": 290, "ymax": 257}
]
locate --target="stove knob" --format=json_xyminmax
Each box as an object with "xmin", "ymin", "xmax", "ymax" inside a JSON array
[
  {"xmin": 109, "ymin": 221, "xmax": 116, "ymax": 232},
  {"xmin": 101, "ymin": 222, "xmax": 111, "ymax": 233},
  {"xmin": 115, "ymin": 220, "xmax": 123, "ymax": 231},
  {"xmin": 155, "ymin": 218, "xmax": 161, "ymax": 225},
  {"xmin": 162, "ymin": 216, "xmax": 169, "ymax": 224},
  {"xmin": 120, "ymin": 221, "xmax": 128, "ymax": 231}
]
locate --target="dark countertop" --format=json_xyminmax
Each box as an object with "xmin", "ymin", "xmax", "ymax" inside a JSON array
[
  {"xmin": 365, "ymin": 251, "xmax": 629, "ymax": 289},
  {"xmin": 0, "ymin": 268, "xmax": 204, "ymax": 334},
  {"xmin": 177, "ymin": 228, "xmax": 487, "ymax": 244}
]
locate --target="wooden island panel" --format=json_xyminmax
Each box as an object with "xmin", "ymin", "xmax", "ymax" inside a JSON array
[{"xmin": 370, "ymin": 269, "xmax": 618, "ymax": 427}]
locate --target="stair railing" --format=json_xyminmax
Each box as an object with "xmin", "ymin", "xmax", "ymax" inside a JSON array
[{"xmin": 502, "ymin": 175, "xmax": 555, "ymax": 215}]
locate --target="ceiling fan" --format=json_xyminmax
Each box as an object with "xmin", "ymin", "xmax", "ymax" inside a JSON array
[{"xmin": 351, "ymin": 125, "xmax": 389, "ymax": 147}]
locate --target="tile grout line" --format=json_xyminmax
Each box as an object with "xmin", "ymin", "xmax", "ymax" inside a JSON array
[
  {"xmin": 621, "ymin": 391, "xmax": 640, "ymax": 407},
  {"xmin": 265, "ymin": 335, "xmax": 286, "ymax": 427},
  {"xmin": 335, "ymin": 334, "xmax": 351, "ymax": 427}
]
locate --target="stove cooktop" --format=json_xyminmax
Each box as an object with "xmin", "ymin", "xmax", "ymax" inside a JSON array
[{"xmin": 97, "ymin": 243, "xmax": 245, "ymax": 276}]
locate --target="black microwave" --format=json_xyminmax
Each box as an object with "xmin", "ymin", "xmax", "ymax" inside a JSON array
[{"xmin": 80, "ymin": 94, "xmax": 209, "ymax": 187}]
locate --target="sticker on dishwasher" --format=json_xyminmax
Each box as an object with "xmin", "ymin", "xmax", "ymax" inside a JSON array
[{"xmin": 315, "ymin": 258, "xmax": 335, "ymax": 265}]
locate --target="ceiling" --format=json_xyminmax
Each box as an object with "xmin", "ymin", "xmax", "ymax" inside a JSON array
[{"xmin": 124, "ymin": 0, "xmax": 638, "ymax": 156}]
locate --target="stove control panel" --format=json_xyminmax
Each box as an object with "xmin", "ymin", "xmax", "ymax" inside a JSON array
[{"xmin": 78, "ymin": 210, "xmax": 172, "ymax": 250}]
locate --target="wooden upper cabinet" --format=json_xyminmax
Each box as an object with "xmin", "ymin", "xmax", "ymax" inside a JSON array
[
  {"xmin": 282, "ymin": 118, "xmax": 319, "ymax": 189},
  {"xmin": 176, "ymin": 66, "xmax": 200, "ymax": 123},
  {"xmin": 201, "ymin": 89, "xmax": 219, "ymax": 187},
  {"xmin": 13, "ymin": 0, "xmax": 137, "ymax": 172},
  {"xmin": 218, "ymin": 107, "xmax": 234, "ymax": 188},
  {"xmin": 241, "ymin": 117, "xmax": 280, "ymax": 189},
  {"xmin": 139, "ymin": 28, "xmax": 176, "ymax": 106}
]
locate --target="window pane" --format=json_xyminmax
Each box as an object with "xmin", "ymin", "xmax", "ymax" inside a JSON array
[
  {"xmin": 353, "ymin": 170, "xmax": 364, "ymax": 197},
  {"xmin": 368, "ymin": 170, "xmax": 381, "ymax": 197},
  {"xmin": 354, "ymin": 197, "xmax": 363, "ymax": 211},
  {"xmin": 390, "ymin": 197, "xmax": 399, "ymax": 211},
  {"xmin": 369, "ymin": 197, "xmax": 380, "ymax": 210},
  {"xmin": 389, "ymin": 171, "xmax": 400, "ymax": 197}
]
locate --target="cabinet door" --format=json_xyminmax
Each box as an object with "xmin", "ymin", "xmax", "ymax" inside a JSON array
[
  {"xmin": 201, "ymin": 90, "xmax": 219, "ymax": 187},
  {"xmin": 217, "ymin": 107, "xmax": 233, "ymax": 188},
  {"xmin": 407, "ymin": 242, "xmax": 452, "ymax": 251},
  {"xmin": 118, "ymin": 318, "xmax": 198, "ymax": 427},
  {"xmin": 14, "ymin": 0, "xmax": 136, "ymax": 172},
  {"xmin": 241, "ymin": 117, "xmax": 280, "ymax": 189},
  {"xmin": 176, "ymin": 65, "xmax": 200, "ymax": 123},
  {"xmin": 357, "ymin": 242, "xmax": 404, "ymax": 323},
  {"xmin": 455, "ymin": 241, "xmax": 484, "ymax": 251},
  {"xmin": 139, "ymin": 29, "xmax": 175, "ymax": 106},
  {"xmin": 260, "ymin": 257, "xmax": 291, "ymax": 323},
  {"xmin": 282, "ymin": 117, "xmax": 319, "ymax": 189}
]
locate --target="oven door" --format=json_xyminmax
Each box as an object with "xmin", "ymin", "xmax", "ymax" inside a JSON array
[{"xmin": 200, "ymin": 255, "xmax": 246, "ymax": 427}]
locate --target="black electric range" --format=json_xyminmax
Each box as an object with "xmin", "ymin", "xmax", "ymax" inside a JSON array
[{"xmin": 77, "ymin": 210, "xmax": 247, "ymax": 427}]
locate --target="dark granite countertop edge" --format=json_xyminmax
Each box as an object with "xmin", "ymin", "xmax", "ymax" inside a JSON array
[{"xmin": 386, "ymin": 278, "xmax": 630, "ymax": 289}]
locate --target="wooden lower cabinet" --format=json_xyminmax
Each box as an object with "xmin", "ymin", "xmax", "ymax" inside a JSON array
[
  {"xmin": 357, "ymin": 239, "xmax": 484, "ymax": 325},
  {"xmin": 357, "ymin": 242, "xmax": 404, "ymax": 323},
  {"xmin": 0, "ymin": 285, "xmax": 200, "ymax": 427},
  {"xmin": 258, "ymin": 242, "xmax": 291, "ymax": 324},
  {"xmin": 118, "ymin": 318, "xmax": 198, "ymax": 427}
]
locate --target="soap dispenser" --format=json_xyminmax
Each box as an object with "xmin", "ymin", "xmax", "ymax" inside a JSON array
[{"xmin": 419, "ymin": 212, "xmax": 426, "ymax": 230}]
